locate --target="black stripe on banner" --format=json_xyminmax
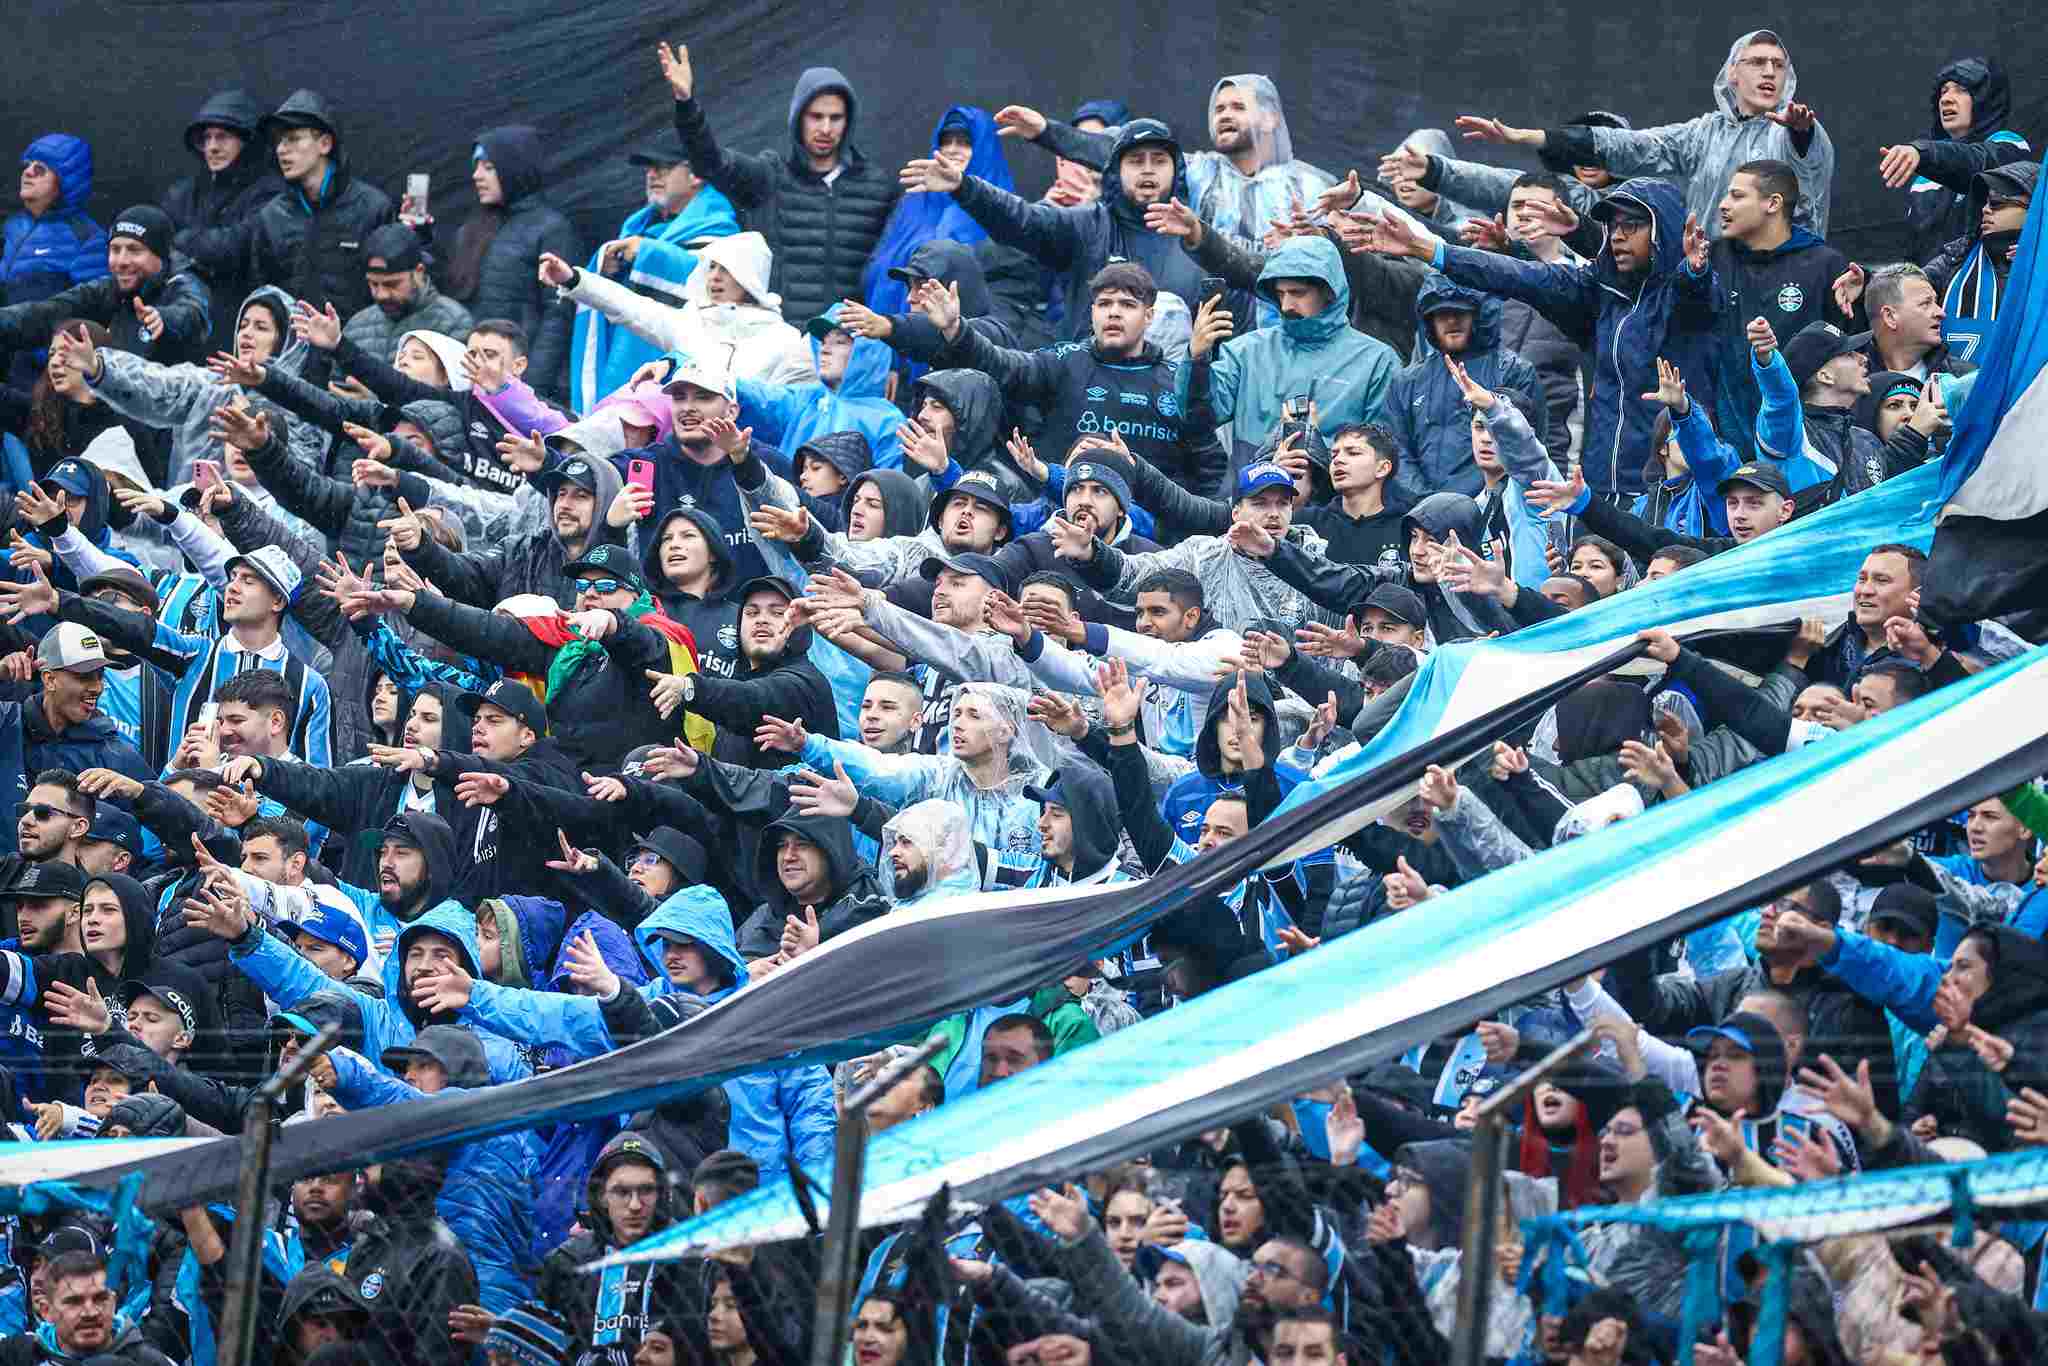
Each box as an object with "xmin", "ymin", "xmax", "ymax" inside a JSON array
[
  {"xmin": 75, "ymin": 643, "xmax": 1645, "ymax": 1216},
  {"xmin": 932, "ymin": 729, "xmax": 2048, "ymax": 1214}
]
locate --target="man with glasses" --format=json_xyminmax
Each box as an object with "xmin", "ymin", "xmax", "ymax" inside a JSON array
[
  {"xmin": 535, "ymin": 1132, "xmax": 687, "ymax": 1362},
  {"xmin": 1455, "ymin": 30, "xmax": 1835, "ymax": 238},
  {"xmin": 250, "ymin": 90, "xmax": 396, "ymax": 318},
  {"xmin": 0, "ymin": 625, "xmax": 150, "ymax": 858},
  {"xmin": 13, "ymin": 771, "xmax": 95, "ymax": 867}
]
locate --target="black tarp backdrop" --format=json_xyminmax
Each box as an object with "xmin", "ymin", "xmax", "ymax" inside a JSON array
[{"xmin": 4, "ymin": 3, "xmax": 2046, "ymax": 294}]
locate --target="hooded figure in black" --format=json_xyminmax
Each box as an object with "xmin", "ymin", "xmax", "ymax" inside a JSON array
[
  {"xmin": 873, "ymin": 238, "xmax": 1020, "ymax": 375},
  {"xmin": 1902, "ymin": 59, "xmax": 2031, "ymax": 265},
  {"xmin": 735, "ymin": 809, "xmax": 891, "ymax": 959},
  {"xmin": 1022, "ymin": 761, "xmax": 1122, "ymax": 886},
  {"xmin": 1923, "ymin": 159, "xmax": 2041, "ymax": 361},
  {"xmin": 440, "ymin": 125, "xmax": 581, "ymax": 400},
  {"xmin": 674, "ymin": 66, "xmax": 901, "ymax": 325},
  {"xmin": 250, "ymin": 90, "xmax": 398, "ymax": 319},
  {"xmin": 643, "ymin": 505, "xmax": 742, "ymax": 681},
  {"xmin": 783, "ymin": 430, "xmax": 873, "ymax": 533},
  {"xmin": 0, "ymin": 871, "xmax": 157, "ymax": 1093},
  {"xmin": 161, "ymin": 89, "xmax": 286, "ymax": 355},
  {"xmin": 912, "ymin": 368, "xmax": 1018, "ymax": 497},
  {"xmin": 538, "ymin": 1132, "xmax": 690, "ymax": 1364},
  {"xmin": 344, "ymin": 1150, "xmax": 479, "ymax": 1366},
  {"xmin": 1907, "ymin": 926, "xmax": 2048, "ymax": 1151},
  {"xmin": 1401, "ymin": 494, "xmax": 1521, "ymax": 642},
  {"xmin": 400, "ymin": 447, "xmax": 627, "ymax": 612},
  {"xmin": 945, "ymin": 118, "xmax": 1211, "ymax": 340},
  {"xmin": 245, "ymin": 683, "xmax": 473, "ymax": 893},
  {"xmin": 684, "ymin": 576, "xmax": 839, "ymax": 768}
]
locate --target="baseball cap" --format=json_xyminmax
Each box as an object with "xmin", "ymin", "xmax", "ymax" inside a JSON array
[
  {"xmin": 457, "ymin": 679, "xmax": 549, "ymax": 737},
  {"xmin": 292, "ymin": 895, "xmax": 370, "ymax": 967},
  {"xmin": 43, "ymin": 460, "xmax": 94, "ymax": 499},
  {"xmin": 660, "ymin": 352, "xmax": 736, "ymax": 403},
  {"xmin": 362, "ymin": 223, "xmax": 425, "ymax": 274},
  {"xmin": 32, "ymin": 1226, "xmax": 103, "ymax": 1261},
  {"xmin": 1590, "ymin": 192, "xmax": 1654, "ymax": 227},
  {"xmin": 118, "ymin": 963, "xmax": 213, "ymax": 1040},
  {"xmin": 920, "ymin": 551, "xmax": 1016, "ymax": 598},
  {"xmin": 1685, "ymin": 1019, "xmax": 1764, "ymax": 1055},
  {"xmin": 627, "ymin": 826, "xmax": 708, "ymax": 887},
  {"xmin": 1715, "ymin": 462, "xmax": 1792, "ymax": 499},
  {"xmin": 5, "ymin": 859, "xmax": 86, "ymax": 902},
  {"xmin": 78, "ymin": 564, "xmax": 156, "ymax": 612},
  {"xmin": 537, "ymin": 455, "xmax": 602, "ymax": 497},
  {"xmin": 83, "ymin": 808, "xmax": 141, "ymax": 855},
  {"xmin": 35, "ymin": 622, "xmax": 110, "ymax": 674},
  {"xmin": 1782, "ymin": 321, "xmax": 1871, "ymax": 391},
  {"xmin": 929, "ymin": 468, "xmax": 1013, "ymax": 530},
  {"xmin": 1235, "ymin": 461, "xmax": 1296, "ymax": 500},
  {"xmin": 627, "ymin": 134, "xmax": 690, "ymax": 168},
  {"xmin": 1362, "ymin": 583, "xmax": 1427, "ymax": 627},
  {"xmin": 1022, "ymin": 768, "xmax": 1082, "ymax": 809},
  {"xmin": 1868, "ymin": 884, "xmax": 1938, "ymax": 940},
  {"xmin": 732, "ymin": 574, "xmax": 798, "ymax": 607},
  {"xmin": 1064, "ymin": 454, "xmax": 1134, "ymax": 515},
  {"xmin": 593, "ymin": 1130, "xmax": 669, "ymax": 1177},
  {"xmin": 225, "ymin": 544, "xmax": 302, "ymax": 604},
  {"xmin": 379, "ymin": 1023, "xmax": 486, "ymax": 1085},
  {"xmin": 562, "ymin": 543, "xmax": 648, "ymax": 595}
]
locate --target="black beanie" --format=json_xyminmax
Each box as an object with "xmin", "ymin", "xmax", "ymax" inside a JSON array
[{"xmin": 109, "ymin": 205, "xmax": 174, "ymax": 263}]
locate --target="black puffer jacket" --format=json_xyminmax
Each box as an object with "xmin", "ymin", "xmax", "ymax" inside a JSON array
[
  {"xmin": 442, "ymin": 126, "xmax": 580, "ymax": 401},
  {"xmin": 737, "ymin": 808, "xmax": 891, "ymax": 958},
  {"xmin": 249, "ymin": 90, "xmax": 396, "ymax": 318},
  {"xmin": 161, "ymin": 89, "xmax": 286, "ymax": 354},
  {"xmin": 674, "ymin": 67, "xmax": 900, "ymax": 326},
  {"xmin": 399, "ymin": 451, "xmax": 626, "ymax": 612},
  {"xmin": 1904, "ymin": 59, "xmax": 2032, "ymax": 265}
]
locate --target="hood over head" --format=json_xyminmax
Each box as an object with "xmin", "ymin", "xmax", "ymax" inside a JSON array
[
  {"xmin": 1393, "ymin": 1137, "xmax": 1475, "ymax": 1250},
  {"xmin": 1209, "ymin": 73, "xmax": 1294, "ymax": 171},
  {"xmin": 1140, "ymin": 1238, "xmax": 1248, "ymax": 1326},
  {"xmin": 1929, "ymin": 57, "xmax": 2012, "ymax": 143},
  {"xmin": 259, "ymin": 90, "xmax": 345, "ymax": 153},
  {"xmin": 549, "ymin": 910, "xmax": 649, "ymax": 993},
  {"xmin": 788, "ymin": 68, "xmax": 860, "ymax": 164},
  {"xmin": 687, "ymin": 230, "xmax": 780, "ymax": 312},
  {"xmin": 1403, "ymin": 490, "xmax": 1486, "ymax": 547},
  {"xmin": 1022, "ymin": 760, "xmax": 1120, "ymax": 876},
  {"xmin": 1102, "ymin": 119, "xmax": 1192, "ymax": 228},
  {"xmin": 1591, "ymin": 177, "xmax": 1689, "ymax": 284},
  {"xmin": 1196, "ymin": 669, "xmax": 1279, "ymax": 780},
  {"xmin": 635, "ymin": 886, "xmax": 745, "ymax": 997},
  {"xmin": 475, "ymin": 895, "xmax": 567, "ymax": 990},
  {"xmin": 104, "ymin": 1091, "xmax": 186, "ymax": 1138},
  {"xmin": 398, "ymin": 329, "xmax": 471, "ymax": 394},
  {"xmin": 1854, "ymin": 370, "xmax": 1926, "ymax": 434},
  {"xmin": 584, "ymin": 1131, "xmax": 677, "ymax": 1245},
  {"xmin": 44, "ymin": 454, "xmax": 112, "ymax": 543},
  {"xmin": 235, "ymin": 285, "xmax": 312, "ymax": 380},
  {"xmin": 382, "ymin": 810, "xmax": 459, "ymax": 916},
  {"xmin": 912, "ymin": 369, "xmax": 1004, "ymax": 467},
  {"xmin": 474, "ymin": 125, "xmax": 547, "ymax": 207},
  {"xmin": 1255, "ymin": 235, "xmax": 1353, "ymax": 347},
  {"xmin": 22, "ymin": 134, "xmax": 93, "ymax": 214},
  {"xmin": 1411, "ymin": 269, "xmax": 1502, "ymax": 357},
  {"xmin": 277, "ymin": 1266, "xmax": 372, "ymax": 1334},
  {"xmin": 809, "ymin": 301, "xmax": 894, "ymax": 397},
  {"xmin": 85, "ymin": 872, "xmax": 156, "ymax": 981},
  {"xmin": 846, "ymin": 468, "xmax": 928, "ymax": 539},
  {"xmin": 879, "ymin": 798, "xmax": 977, "ymax": 902},
  {"xmin": 1961, "ymin": 925, "xmax": 2048, "ymax": 1033},
  {"xmin": 796, "ymin": 429, "xmax": 873, "ymax": 485},
  {"xmin": 754, "ymin": 808, "xmax": 867, "ymax": 914},
  {"xmin": 895, "ymin": 239, "xmax": 996, "ymax": 319},
  {"xmin": 396, "ymin": 398, "xmax": 467, "ymax": 459},
  {"xmin": 643, "ymin": 505, "xmax": 736, "ymax": 599},
  {"xmin": 392, "ymin": 898, "xmax": 485, "ymax": 1025},
  {"xmin": 381, "ymin": 1021, "xmax": 490, "ymax": 1089},
  {"xmin": 1553, "ymin": 678, "xmax": 1653, "ymax": 766},
  {"xmin": 183, "ymin": 88, "xmax": 265, "ymax": 160},
  {"xmin": 1714, "ymin": 30, "xmax": 1799, "ymax": 118}
]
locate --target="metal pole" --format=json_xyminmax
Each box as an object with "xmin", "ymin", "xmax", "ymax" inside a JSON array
[
  {"xmin": 218, "ymin": 1023, "xmax": 342, "ymax": 1366},
  {"xmin": 1450, "ymin": 1027, "xmax": 1595, "ymax": 1366},
  {"xmin": 811, "ymin": 1040, "xmax": 944, "ymax": 1366}
]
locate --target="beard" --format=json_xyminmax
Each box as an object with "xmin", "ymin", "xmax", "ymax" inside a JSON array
[{"xmin": 892, "ymin": 863, "xmax": 928, "ymax": 899}]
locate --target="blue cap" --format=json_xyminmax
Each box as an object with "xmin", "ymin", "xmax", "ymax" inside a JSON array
[
  {"xmin": 292, "ymin": 896, "xmax": 369, "ymax": 967},
  {"xmin": 84, "ymin": 807, "xmax": 141, "ymax": 854},
  {"xmin": 44, "ymin": 460, "xmax": 93, "ymax": 499},
  {"xmin": 1684, "ymin": 1023, "xmax": 1757, "ymax": 1054},
  {"xmin": 1235, "ymin": 461, "xmax": 1296, "ymax": 500}
]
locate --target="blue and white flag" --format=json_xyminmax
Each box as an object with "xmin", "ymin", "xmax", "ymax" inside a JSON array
[{"xmin": 1927, "ymin": 182, "xmax": 2048, "ymax": 624}]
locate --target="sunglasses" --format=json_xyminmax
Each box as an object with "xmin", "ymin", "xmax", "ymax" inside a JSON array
[
  {"xmin": 575, "ymin": 578, "xmax": 628, "ymax": 596},
  {"xmin": 16, "ymin": 802, "xmax": 82, "ymax": 824}
]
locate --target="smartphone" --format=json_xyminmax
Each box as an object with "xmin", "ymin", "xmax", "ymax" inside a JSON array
[
  {"xmin": 405, "ymin": 172, "xmax": 430, "ymax": 220},
  {"xmin": 196, "ymin": 701, "xmax": 220, "ymax": 729},
  {"xmin": 194, "ymin": 459, "xmax": 222, "ymax": 490},
  {"xmin": 1199, "ymin": 275, "xmax": 1227, "ymax": 306},
  {"xmin": 626, "ymin": 458, "xmax": 657, "ymax": 517}
]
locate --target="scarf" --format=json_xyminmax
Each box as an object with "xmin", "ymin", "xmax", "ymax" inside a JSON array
[{"xmin": 522, "ymin": 593, "xmax": 716, "ymax": 751}]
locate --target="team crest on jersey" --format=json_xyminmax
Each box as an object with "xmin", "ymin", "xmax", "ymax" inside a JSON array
[
  {"xmin": 360, "ymin": 1272, "xmax": 384, "ymax": 1300},
  {"xmin": 718, "ymin": 623, "xmax": 738, "ymax": 650},
  {"xmin": 1157, "ymin": 391, "xmax": 1180, "ymax": 418},
  {"xmin": 1776, "ymin": 284, "xmax": 1805, "ymax": 313}
]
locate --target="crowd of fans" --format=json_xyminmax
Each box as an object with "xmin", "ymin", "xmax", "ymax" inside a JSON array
[{"xmin": 0, "ymin": 24, "xmax": 2042, "ymax": 1366}]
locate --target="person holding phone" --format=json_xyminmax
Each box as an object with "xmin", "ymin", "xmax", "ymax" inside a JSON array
[{"xmin": 248, "ymin": 90, "xmax": 396, "ymax": 321}]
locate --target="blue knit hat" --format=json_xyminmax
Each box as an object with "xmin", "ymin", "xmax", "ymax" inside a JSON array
[{"xmin": 483, "ymin": 1303, "xmax": 570, "ymax": 1366}]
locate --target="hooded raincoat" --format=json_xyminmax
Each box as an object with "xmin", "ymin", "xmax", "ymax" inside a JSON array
[
  {"xmin": 445, "ymin": 126, "xmax": 580, "ymax": 398},
  {"xmin": 1904, "ymin": 58, "xmax": 2032, "ymax": 265},
  {"xmin": 1384, "ymin": 271, "xmax": 1547, "ymax": 501},
  {"xmin": 734, "ymin": 303, "xmax": 904, "ymax": 471},
  {"xmin": 249, "ymin": 90, "xmax": 397, "ymax": 319},
  {"xmin": 863, "ymin": 106, "xmax": 1014, "ymax": 317},
  {"xmin": 3, "ymin": 134, "xmax": 107, "ymax": 307}
]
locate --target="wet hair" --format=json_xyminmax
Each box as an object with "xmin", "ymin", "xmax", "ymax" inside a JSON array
[
  {"xmin": 1548, "ymin": 573, "xmax": 1604, "ymax": 605},
  {"xmin": 1265, "ymin": 1235, "xmax": 1329, "ymax": 1291},
  {"xmin": 1865, "ymin": 264, "xmax": 1934, "ymax": 327},
  {"xmin": 216, "ymin": 667, "xmax": 293, "ymax": 714},
  {"xmin": 1509, "ymin": 171, "xmax": 1573, "ymax": 200},
  {"xmin": 1361, "ymin": 648, "xmax": 1419, "ymax": 690},
  {"xmin": 1134, "ymin": 569, "xmax": 1204, "ymax": 612},
  {"xmin": 469, "ymin": 318, "xmax": 529, "ymax": 357},
  {"xmin": 1328, "ymin": 422, "xmax": 1398, "ymax": 478},
  {"xmin": 1867, "ymin": 542, "xmax": 1927, "ymax": 586},
  {"xmin": 1019, "ymin": 570, "xmax": 1081, "ymax": 610},
  {"xmin": 1796, "ymin": 878, "xmax": 1843, "ymax": 925},
  {"xmin": 165, "ymin": 768, "xmax": 226, "ymax": 793},
  {"xmin": 984, "ymin": 1013, "xmax": 1054, "ymax": 1061},
  {"xmin": 1087, "ymin": 261, "xmax": 1158, "ymax": 308},
  {"xmin": 243, "ymin": 815, "xmax": 309, "ymax": 859},
  {"xmin": 1648, "ymin": 544, "xmax": 1708, "ymax": 572},
  {"xmin": 30, "ymin": 769, "xmax": 92, "ymax": 823},
  {"xmin": 42, "ymin": 1250, "xmax": 105, "ymax": 1288},
  {"xmin": 914, "ymin": 1064, "xmax": 945, "ymax": 1109},
  {"xmin": 1734, "ymin": 159, "xmax": 1800, "ymax": 213},
  {"xmin": 27, "ymin": 319, "xmax": 112, "ymax": 460},
  {"xmin": 866, "ymin": 670, "xmax": 922, "ymax": 698},
  {"xmin": 1859, "ymin": 659, "xmax": 1932, "ymax": 704},
  {"xmin": 1096, "ymin": 1162, "xmax": 1152, "ymax": 1206}
]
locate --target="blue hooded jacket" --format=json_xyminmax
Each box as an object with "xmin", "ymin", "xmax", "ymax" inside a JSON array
[
  {"xmin": 569, "ymin": 185, "xmax": 741, "ymax": 411},
  {"xmin": 1384, "ymin": 271, "xmax": 1548, "ymax": 502},
  {"xmin": 1430, "ymin": 177, "xmax": 1718, "ymax": 498},
  {"xmin": 3, "ymin": 135, "xmax": 108, "ymax": 305},
  {"xmin": 1187, "ymin": 234, "xmax": 1399, "ymax": 462},
  {"xmin": 477, "ymin": 894, "xmax": 568, "ymax": 992},
  {"xmin": 734, "ymin": 303, "xmax": 905, "ymax": 469},
  {"xmin": 862, "ymin": 106, "xmax": 1014, "ymax": 316},
  {"xmin": 530, "ymin": 910, "xmax": 649, "ymax": 1258}
]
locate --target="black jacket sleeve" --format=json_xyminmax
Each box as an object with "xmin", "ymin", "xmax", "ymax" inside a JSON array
[
  {"xmin": 398, "ymin": 530, "xmax": 513, "ymax": 611},
  {"xmin": 672, "ymin": 97, "xmax": 777, "ymax": 210},
  {"xmin": 1664, "ymin": 645, "xmax": 1792, "ymax": 757},
  {"xmin": 690, "ymin": 663, "xmax": 837, "ymax": 739},
  {"xmin": 1124, "ymin": 445, "xmax": 1230, "ymax": 536},
  {"xmin": 934, "ymin": 322, "xmax": 1062, "ymax": 403},
  {"xmin": 1912, "ymin": 134, "xmax": 2033, "ymax": 194},
  {"xmin": 253, "ymin": 757, "xmax": 395, "ymax": 839},
  {"xmin": 403, "ymin": 590, "xmax": 557, "ymax": 674},
  {"xmin": 256, "ymin": 360, "xmax": 390, "ymax": 435},
  {"xmin": 1578, "ymin": 494, "xmax": 1728, "ymax": 565},
  {"xmin": 1265, "ymin": 537, "xmax": 1404, "ymax": 615},
  {"xmin": 597, "ymin": 976, "xmax": 666, "ymax": 1048},
  {"xmin": 332, "ymin": 335, "xmax": 457, "ymax": 408},
  {"xmin": 1105, "ymin": 736, "xmax": 1177, "ymax": 872}
]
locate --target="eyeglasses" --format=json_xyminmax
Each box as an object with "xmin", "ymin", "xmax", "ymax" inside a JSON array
[
  {"xmin": 628, "ymin": 852, "xmax": 665, "ymax": 871},
  {"xmin": 575, "ymin": 578, "xmax": 627, "ymax": 596},
  {"xmin": 1737, "ymin": 56, "xmax": 1787, "ymax": 72},
  {"xmin": 1988, "ymin": 196, "xmax": 2030, "ymax": 211},
  {"xmin": 605, "ymin": 1182, "xmax": 659, "ymax": 1205},
  {"xmin": 1383, "ymin": 1167, "xmax": 1425, "ymax": 1194},
  {"xmin": 1250, "ymin": 1261, "xmax": 1303, "ymax": 1284},
  {"xmin": 16, "ymin": 802, "xmax": 81, "ymax": 823}
]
